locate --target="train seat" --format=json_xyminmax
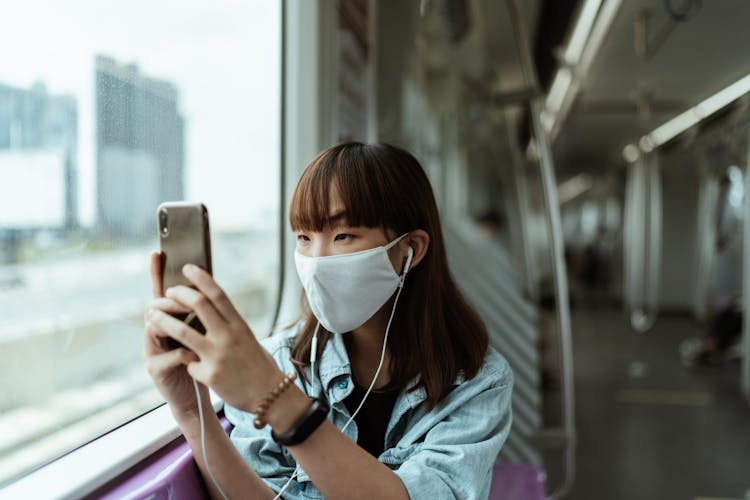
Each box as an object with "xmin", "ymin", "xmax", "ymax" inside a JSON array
[
  {"xmin": 89, "ymin": 418, "xmax": 236, "ymax": 499},
  {"xmin": 92, "ymin": 435, "xmax": 209, "ymax": 499},
  {"xmin": 489, "ymin": 462, "xmax": 547, "ymax": 500},
  {"xmin": 93, "ymin": 418, "xmax": 546, "ymax": 499}
]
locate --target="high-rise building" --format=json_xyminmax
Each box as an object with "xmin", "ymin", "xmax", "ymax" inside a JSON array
[
  {"xmin": 0, "ymin": 82, "xmax": 78, "ymax": 230},
  {"xmin": 95, "ymin": 55, "xmax": 185, "ymax": 240}
]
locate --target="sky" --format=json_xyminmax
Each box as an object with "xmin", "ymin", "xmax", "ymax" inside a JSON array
[{"xmin": 0, "ymin": 0, "xmax": 280, "ymax": 231}]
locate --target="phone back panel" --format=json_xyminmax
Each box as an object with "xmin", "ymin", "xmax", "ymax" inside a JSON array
[{"xmin": 158, "ymin": 202, "xmax": 212, "ymax": 290}]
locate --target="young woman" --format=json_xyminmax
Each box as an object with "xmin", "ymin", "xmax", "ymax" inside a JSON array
[{"xmin": 144, "ymin": 142, "xmax": 513, "ymax": 499}]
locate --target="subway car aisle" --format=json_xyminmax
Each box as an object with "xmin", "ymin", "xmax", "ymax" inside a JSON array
[{"xmin": 568, "ymin": 307, "xmax": 750, "ymax": 500}]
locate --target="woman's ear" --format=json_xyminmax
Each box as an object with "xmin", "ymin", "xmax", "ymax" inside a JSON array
[{"xmin": 404, "ymin": 229, "xmax": 430, "ymax": 271}]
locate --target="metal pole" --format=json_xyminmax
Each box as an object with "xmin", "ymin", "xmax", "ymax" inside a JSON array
[
  {"xmin": 506, "ymin": 111, "xmax": 538, "ymax": 300},
  {"xmin": 506, "ymin": 0, "xmax": 576, "ymax": 497},
  {"xmin": 742, "ymin": 134, "xmax": 750, "ymax": 403},
  {"xmin": 270, "ymin": 0, "xmax": 288, "ymax": 333},
  {"xmin": 693, "ymin": 166, "xmax": 719, "ymax": 321},
  {"xmin": 645, "ymin": 153, "xmax": 662, "ymax": 328}
]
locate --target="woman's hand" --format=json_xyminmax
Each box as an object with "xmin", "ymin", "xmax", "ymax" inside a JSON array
[
  {"xmin": 144, "ymin": 252, "xmax": 204, "ymax": 419},
  {"xmin": 146, "ymin": 261, "xmax": 284, "ymax": 412}
]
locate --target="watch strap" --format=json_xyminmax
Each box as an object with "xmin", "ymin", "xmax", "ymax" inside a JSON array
[{"xmin": 271, "ymin": 398, "xmax": 329, "ymax": 446}]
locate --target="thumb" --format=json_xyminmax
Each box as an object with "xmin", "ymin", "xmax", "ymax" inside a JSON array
[{"xmin": 186, "ymin": 360, "xmax": 209, "ymax": 386}]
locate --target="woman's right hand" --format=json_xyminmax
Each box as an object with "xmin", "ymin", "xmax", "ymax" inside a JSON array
[{"xmin": 144, "ymin": 251, "xmax": 204, "ymax": 420}]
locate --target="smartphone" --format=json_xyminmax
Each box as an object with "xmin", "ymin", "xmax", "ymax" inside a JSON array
[{"xmin": 157, "ymin": 202, "xmax": 213, "ymax": 346}]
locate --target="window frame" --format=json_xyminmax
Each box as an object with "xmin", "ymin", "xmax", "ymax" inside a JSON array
[{"xmin": 1, "ymin": 396, "xmax": 223, "ymax": 498}]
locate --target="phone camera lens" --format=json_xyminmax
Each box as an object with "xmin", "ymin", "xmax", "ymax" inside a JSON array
[{"xmin": 159, "ymin": 209, "xmax": 169, "ymax": 236}]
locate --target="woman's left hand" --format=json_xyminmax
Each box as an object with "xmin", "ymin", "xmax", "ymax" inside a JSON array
[{"xmin": 147, "ymin": 263, "xmax": 283, "ymax": 412}]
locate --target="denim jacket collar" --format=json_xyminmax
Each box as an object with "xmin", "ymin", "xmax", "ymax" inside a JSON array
[
  {"xmin": 316, "ymin": 332, "xmax": 427, "ymax": 408},
  {"xmin": 318, "ymin": 331, "xmax": 466, "ymax": 410},
  {"xmin": 317, "ymin": 331, "xmax": 352, "ymax": 401}
]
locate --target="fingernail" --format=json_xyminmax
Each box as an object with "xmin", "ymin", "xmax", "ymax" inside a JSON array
[
  {"xmin": 183, "ymin": 263, "xmax": 195, "ymax": 274},
  {"xmin": 165, "ymin": 287, "xmax": 174, "ymax": 296}
]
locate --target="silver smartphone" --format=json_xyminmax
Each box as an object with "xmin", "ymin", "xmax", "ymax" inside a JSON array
[{"xmin": 157, "ymin": 202, "xmax": 213, "ymax": 342}]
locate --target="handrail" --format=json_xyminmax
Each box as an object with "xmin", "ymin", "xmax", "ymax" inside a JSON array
[
  {"xmin": 623, "ymin": 153, "xmax": 662, "ymax": 333},
  {"xmin": 623, "ymin": 158, "xmax": 643, "ymax": 327},
  {"xmin": 506, "ymin": 1, "xmax": 577, "ymax": 498}
]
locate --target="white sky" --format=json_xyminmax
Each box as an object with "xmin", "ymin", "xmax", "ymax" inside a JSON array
[
  {"xmin": 0, "ymin": 152, "xmax": 64, "ymax": 227},
  {"xmin": 0, "ymin": 0, "xmax": 280, "ymax": 231}
]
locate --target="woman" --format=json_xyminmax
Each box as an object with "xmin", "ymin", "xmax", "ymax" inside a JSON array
[{"xmin": 144, "ymin": 142, "xmax": 513, "ymax": 499}]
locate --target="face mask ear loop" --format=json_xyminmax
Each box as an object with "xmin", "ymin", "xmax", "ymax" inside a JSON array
[{"xmin": 342, "ymin": 246, "xmax": 412, "ymax": 434}]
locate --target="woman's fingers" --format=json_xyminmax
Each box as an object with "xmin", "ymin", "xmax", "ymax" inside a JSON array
[
  {"xmin": 144, "ymin": 298, "xmax": 193, "ymax": 355},
  {"xmin": 164, "ymin": 285, "xmax": 225, "ymax": 332},
  {"xmin": 185, "ymin": 360, "xmax": 209, "ymax": 385},
  {"xmin": 144, "ymin": 311, "xmax": 181, "ymax": 354},
  {"xmin": 181, "ymin": 264, "xmax": 241, "ymax": 323},
  {"xmin": 145, "ymin": 348, "xmax": 199, "ymax": 381},
  {"xmin": 145, "ymin": 297, "xmax": 192, "ymax": 319},
  {"xmin": 151, "ymin": 251, "xmax": 164, "ymax": 298},
  {"xmin": 147, "ymin": 309, "xmax": 210, "ymax": 355}
]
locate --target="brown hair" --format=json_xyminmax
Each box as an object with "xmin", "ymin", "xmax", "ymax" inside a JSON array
[{"xmin": 289, "ymin": 142, "xmax": 488, "ymax": 410}]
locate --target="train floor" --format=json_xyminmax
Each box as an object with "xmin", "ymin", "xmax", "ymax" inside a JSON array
[{"xmin": 565, "ymin": 306, "xmax": 750, "ymax": 500}]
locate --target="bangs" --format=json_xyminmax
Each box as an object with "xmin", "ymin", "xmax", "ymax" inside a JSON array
[{"xmin": 290, "ymin": 143, "xmax": 402, "ymax": 232}]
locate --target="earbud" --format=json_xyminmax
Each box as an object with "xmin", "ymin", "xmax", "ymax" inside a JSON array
[{"xmin": 403, "ymin": 246, "xmax": 414, "ymax": 275}]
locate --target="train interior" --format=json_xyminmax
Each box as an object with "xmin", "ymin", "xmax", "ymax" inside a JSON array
[{"xmin": 2, "ymin": 0, "xmax": 750, "ymax": 499}]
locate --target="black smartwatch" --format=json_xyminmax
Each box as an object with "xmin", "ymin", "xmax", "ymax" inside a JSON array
[{"xmin": 271, "ymin": 398, "xmax": 330, "ymax": 446}]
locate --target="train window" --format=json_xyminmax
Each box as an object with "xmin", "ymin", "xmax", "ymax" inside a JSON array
[{"xmin": 0, "ymin": 0, "xmax": 280, "ymax": 485}]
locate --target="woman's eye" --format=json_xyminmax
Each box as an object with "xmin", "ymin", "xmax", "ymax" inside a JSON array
[
  {"xmin": 296, "ymin": 234, "xmax": 310, "ymax": 242},
  {"xmin": 334, "ymin": 233, "xmax": 352, "ymax": 242}
]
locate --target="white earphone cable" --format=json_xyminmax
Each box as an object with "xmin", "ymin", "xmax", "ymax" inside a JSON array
[
  {"xmin": 342, "ymin": 247, "xmax": 411, "ymax": 433},
  {"xmin": 272, "ymin": 322, "xmax": 319, "ymax": 499},
  {"xmin": 193, "ymin": 377, "xmax": 229, "ymax": 500},
  {"xmin": 268, "ymin": 247, "xmax": 412, "ymax": 497}
]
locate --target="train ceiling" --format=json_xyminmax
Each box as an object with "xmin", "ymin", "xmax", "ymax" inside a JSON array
[{"xmin": 412, "ymin": 0, "xmax": 750, "ymax": 174}]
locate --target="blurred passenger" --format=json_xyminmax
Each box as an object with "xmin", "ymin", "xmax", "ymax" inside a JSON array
[
  {"xmin": 680, "ymin": 295, "xmax": 743, "ymax": 367},
  {"xmin": 475, "ymin": 210, "xmax": 505, "ymax": 241},
  {"xmin": 580, "ymin": 244, "xmax": 601, "ymax": 289},
  {"xmin": 144, "ymin": 142, "xmax": 513, "ymax": 499}
]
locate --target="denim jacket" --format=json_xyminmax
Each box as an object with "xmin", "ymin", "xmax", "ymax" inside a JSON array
[{"xmin": 225, "ymin": 323, "xmax": 513, "ymax": 499}]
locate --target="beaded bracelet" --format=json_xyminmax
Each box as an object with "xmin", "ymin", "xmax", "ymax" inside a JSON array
[{"xmin": 253, "ymin": 371, "xmax": 298, "ymax": 429}]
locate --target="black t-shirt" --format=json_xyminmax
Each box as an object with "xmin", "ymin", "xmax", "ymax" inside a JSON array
[{"xmin": 343, "ymin": 381, "xmax": 400, "ymax": 458}]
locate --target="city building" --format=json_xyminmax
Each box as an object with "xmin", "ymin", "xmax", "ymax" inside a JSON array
[
  {"xmin": 95, "ymin": 55, "xmax": 184, "ymax": 240},
  {"xmin": 0, "ymin": 81, "xmax": 78, "ymax": 230}
]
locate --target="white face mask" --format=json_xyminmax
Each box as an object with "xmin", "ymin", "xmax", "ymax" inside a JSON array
[{"xmin": 295, "ymin": 233, "xmax": 413, "ymax": 334}]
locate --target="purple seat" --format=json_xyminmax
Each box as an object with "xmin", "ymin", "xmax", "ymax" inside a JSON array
[
  {"xmin": 488, "ymin": 463, "xmax": 547, "ymax": 500},
  {"xmin": 91, "ymin": 418, "xmax": 233, "ymax": 500},
  {"xmin": 93, "ymin": 418, "xmax": 546, "ymax": 499},
  {"xmin": 94, "ymin": 440, "xmax": 209, "ymax": 500}
]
